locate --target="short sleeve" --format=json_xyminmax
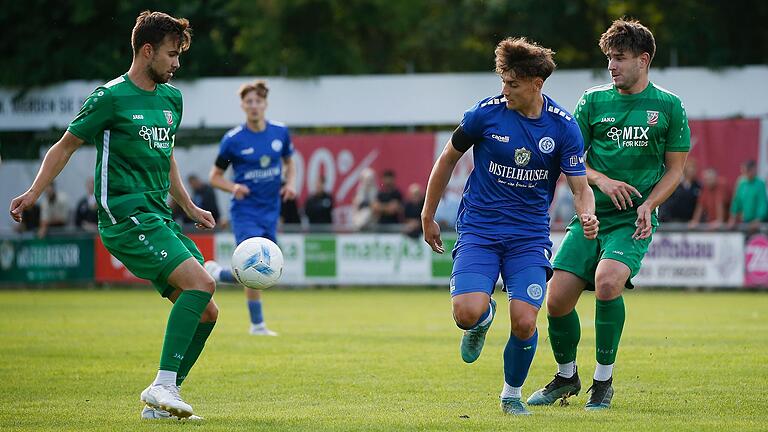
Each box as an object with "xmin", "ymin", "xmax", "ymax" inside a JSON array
[
  {"xmin": 560, "ymin": 121, "xmax": 586, "ymax": 176},
  {"xmin": 459, "ymin": 102, "xmax": 483, "ymax": 140},
  {"xmin": 67, "ymin": 87, "xmax": 113, "ymax": 141},
  {"xmin": 666, "ymin": 98, "xmax": 691, "ymax": 152},
  {"xmin": 215, "ymin": 134, "xmax": 234, "ymax": 170},
  {"xmin": 572, "ymin": 93, "xmax": 591, "ymax": 152},
  {"xmin": 282, "ymin": 128, "xmax": 294, "ymax": 158}
]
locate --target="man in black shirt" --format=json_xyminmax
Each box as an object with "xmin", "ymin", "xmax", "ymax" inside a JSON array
[
  {"xmin": 305, "ymin": 176, "xmax": 334, "ymax": 226},
  {"xmin": 187, "ymin": 174, "xmax": 220, "ymax": 224},
  {"xmin": 659, "ymin": 161, "xmax": 700, "ymax": 222},
  {"xmin": 373, "ymin": 170, "xmax": 403, "ymax": 225}
]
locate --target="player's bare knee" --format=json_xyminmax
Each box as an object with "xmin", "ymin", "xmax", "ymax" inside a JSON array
[
  {"xmin": 192, "ymin": 274, "xmax": 216, "ymax": 294},
  {"xmin": 511, "ymin": 316, "xmax": 537, "ymax": 339},
  {"xmin": 452, "ymin": 303, "xmax": 481, "ymax": 329},
  {"xmin": 546, "ymin": 295, "xmax": 569, "ymax": 317},
  {"xmin": 594, "ymin": 280, "xmax": 622, "ymax": 301}
]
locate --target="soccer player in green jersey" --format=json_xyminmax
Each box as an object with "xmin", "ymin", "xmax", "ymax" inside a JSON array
[
  {"xmin": 9, "ymin": 11, "xmax": 217, "ymax": 420},
  {"xmin": 527, "ymin": 18, "xmax": 690, "ymax": 410}
]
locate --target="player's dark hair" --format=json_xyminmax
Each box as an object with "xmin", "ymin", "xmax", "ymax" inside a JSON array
[
  {"xmin": 599, "ymin": 18, "xmax": 656, "ymax": 62},
  {"xmin": 239, "ymin": 80, "xmax": 269, "ymax": 99},
  {"xmin": 494, "ymin": 37, "xmax": 556, "ymax": 80},
  {"xmin": 131, "ymin": 11, "xmax": 192, "ymax": 54}
]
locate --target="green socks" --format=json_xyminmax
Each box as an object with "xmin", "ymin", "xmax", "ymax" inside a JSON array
[
  {"xmin": 547, "ymin": 309, "xmax": 581, "ymax": 364},
  {"xmin": 176, "ymin": 321, "xmax": 216, "ymax": 386},
  {"xmin": 159, "ymin": 290, "xmax": 213, "ymax": 372},
  {"xmin": 595, "ymin": 296, "xmax": 625, "ymax": 365}
]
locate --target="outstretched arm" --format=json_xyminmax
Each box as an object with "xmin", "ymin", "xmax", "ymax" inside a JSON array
[
  {"xmin": 421, "ymin": 141, "xmax": 464, "ymax": 254},
  {"xmin": 10, "ymin": 131, "xmax": 83, "ymax": 223}
]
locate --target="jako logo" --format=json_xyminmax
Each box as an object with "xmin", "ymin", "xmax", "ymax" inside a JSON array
[
  {"xmin": 491, "ymin": 134, "xmax": 509, "ymax": 143},
  {"xmin": 601, "ymin": 117, "xmax": 615, "ymax": 123}
]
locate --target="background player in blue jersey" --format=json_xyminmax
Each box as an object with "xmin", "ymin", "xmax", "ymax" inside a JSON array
[
  {"xmin": 421, "ymin": 37, "xmax": 599, "ymax": 416},
  {"xmin": 205, "ymin": 80, "xmax": 296, "ymax": 336}
]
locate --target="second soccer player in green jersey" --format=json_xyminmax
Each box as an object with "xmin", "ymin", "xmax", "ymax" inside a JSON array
[{"xmin": 527, "ymin": 18, "xmax": 690, "ymax": 410}]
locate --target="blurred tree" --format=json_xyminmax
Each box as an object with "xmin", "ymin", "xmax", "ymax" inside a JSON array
[{"xmin": 0, "ymin": 0, "xmax": 766, "ymax": 87}]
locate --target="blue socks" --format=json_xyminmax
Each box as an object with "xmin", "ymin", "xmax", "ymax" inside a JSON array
[
  {"xmin": 247, "ymin": 300, "xmax": 264, "ymax": 325},
  {"xmin": 503, "ymin": 329, "xmax": 538, "ymax": 387},
  {"xmin": 220, "ymin": 269, "xmax": 237, "ymax": 284}
]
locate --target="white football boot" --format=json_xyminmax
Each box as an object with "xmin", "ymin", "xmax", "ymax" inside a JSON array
[{"xmin": 140, "ymin": 384, "xmax": 194, "ymax": 418}]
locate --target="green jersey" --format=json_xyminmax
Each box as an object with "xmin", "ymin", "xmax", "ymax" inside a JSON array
[
  {"xmin": 574, "ymin": 82, "xmax": 690, "ymax": 222},
  {"xmin": 67, "ymin": 74, "xmax": 183, "ymax": 227}
]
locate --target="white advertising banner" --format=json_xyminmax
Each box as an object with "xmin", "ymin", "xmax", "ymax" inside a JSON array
[
  {"xmin": 335, "ymin": 234, "xmax": 433, "ymax": 284},
  {"xmin": 635, "ymin": 232, "xmax": 745, "ymax": 287},
  {"xmin": 552, "ymin": 231, "xmax": 744, "ymax": 288},
  {"xmin": 209, "ymin": 232, "xmax": 744, "ymax": 287}
]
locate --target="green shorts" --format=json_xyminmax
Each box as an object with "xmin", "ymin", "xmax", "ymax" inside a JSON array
[
  {"xmin": 552, "ymin": 217, "xmax": 655, "ymax": 290},
  {"xmin": 99, "ymin": 213, "xmax": 203, "ymax": 297}
]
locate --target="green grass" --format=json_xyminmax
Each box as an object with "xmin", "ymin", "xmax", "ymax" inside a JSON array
[{"xmin": 0, "ymin": 288, "xmax": 766, "ymax": 431}]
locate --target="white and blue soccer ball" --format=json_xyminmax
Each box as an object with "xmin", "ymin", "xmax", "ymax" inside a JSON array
[{"xmin": 231, "ymin": 237, "xmax": 284, "ymax": 289}]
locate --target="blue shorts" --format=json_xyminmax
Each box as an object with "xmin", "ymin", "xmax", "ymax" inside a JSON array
[
  {"xmin": 450, "ymin": 241, "xmax": 552, "ymax": 309},
  {"xmin": 231, "ymin": 221, "xmax": 277, "ymax": 246}
]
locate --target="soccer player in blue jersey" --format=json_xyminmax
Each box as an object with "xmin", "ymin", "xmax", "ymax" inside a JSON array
[
  {"xmin": 205, "ymin": 80, "xmax": 296, "ymax": 336},
  {"xmin": 421, "ymin": 37, "xmax": 599, "ymax": 415}
]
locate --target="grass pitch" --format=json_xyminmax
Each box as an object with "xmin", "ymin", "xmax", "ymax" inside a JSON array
[{"xmin": 0, "ymin": 288, "xmax": 766, "ymax": 431}]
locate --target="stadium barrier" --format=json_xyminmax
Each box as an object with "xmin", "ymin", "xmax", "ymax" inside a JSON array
[{"xmin": 0, "ymin": 231, "xmax": 759, "ymax": 288}]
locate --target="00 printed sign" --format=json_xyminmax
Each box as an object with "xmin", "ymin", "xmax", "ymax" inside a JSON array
[{"xmin": 292, "ymin": 133, "xmax": 435, "ymax": 227}]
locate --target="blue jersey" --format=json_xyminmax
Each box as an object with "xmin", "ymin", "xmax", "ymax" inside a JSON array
[
  {"xmin": 216, "ymin": 121, "xmax": 294, "ymax": 227},
  {"xmin": 456, "ymin": 94, "xmax": 586, "ymax": 246}
]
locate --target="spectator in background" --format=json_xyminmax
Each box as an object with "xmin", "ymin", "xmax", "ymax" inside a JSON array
[
  {"xmin": 305, "ymin": 175, "xmax": 333, "ymax": 226},
  {"xmin": 689, "ymin": 168, "xmax": 728, "ymax": 229},
  {"xmin": 352, "ymin": 168, "xmax": 378, "ymax": 230},
  {"xmin": 280, "ymin": 180, "xmax": 302, "ymax": 225},
  {"xmin": 38, "ymin": 182, "xmax": 69, "ymax": 238},
  {"xmin": 434, "ymin": 190, "xmax": 461, "ymax": 230},
  {"xmin": 402, "ymin": 183, "xmax": 424, "ymax": 238},
  {"xmin": 372, "ymin": 169, "xmax": 403, "ymax": 225},
  {"xmin": 727, "ymin": 160, "xmax": 767, "ymax": 231},
  {"xmin": 187, "ymin": 174, "xmax": 220, "ymax": 224},
  {"xmin": 659, "ymin": 160, "xmax": 700, "ymax": 222},
  {"xmin": 14, "ymin": 203, "xmax": 40, "ymax": 234},
  {"xmin": 75, "ymin": 177, "xmax": 98, "ymax": 232}
]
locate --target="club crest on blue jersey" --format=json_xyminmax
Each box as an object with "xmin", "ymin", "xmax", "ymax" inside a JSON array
[
  {"xmin": 514, "ymin": 148, "xmax": 531, "ymax": 167},
  {"xmin": 259, "ymin": 155, "xmax": 271, "ymax": 168},
  {"xmin": 538, "ymin": 137, "xmax": 555, "ymax": 154}
]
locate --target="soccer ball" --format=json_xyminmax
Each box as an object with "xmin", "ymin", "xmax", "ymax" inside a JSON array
[{"xmin": 231, "ymin": 237, "xmax": 284, "ymax": 289}]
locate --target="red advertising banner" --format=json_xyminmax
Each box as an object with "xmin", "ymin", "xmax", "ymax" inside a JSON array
[
  {"xmin": 94, "ymin": 233, "xmax": 214, "ymax": 283},
  {"xmin": 689, "ymin": 119, "xmax": 760, "ymax": 189},
  {"xmin": 292, "ymin": 133, "xmax": 436, "ymax": 227}
]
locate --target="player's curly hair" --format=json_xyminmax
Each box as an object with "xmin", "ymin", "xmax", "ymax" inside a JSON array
[
  {"xmin": 239, "ymin": 80, "xmax": 269, "ymax": 99},
  {"xmin": 599, "ymin": 18, "xmax": 656, "ymax": 62},
  {"xmin": 494, "ymin": 37, "xmax": 556, "ymax": 80},
  {"xmin": 131, "ymin": 11, "xmax": 192, "ymax": 54}
]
